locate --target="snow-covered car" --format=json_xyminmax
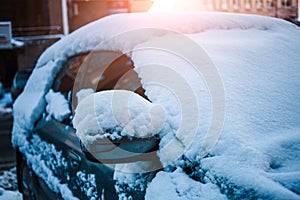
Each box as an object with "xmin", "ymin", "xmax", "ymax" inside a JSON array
[{"xmin": 13, "ymin": 12, "xmax": 300, "ymax": 200}]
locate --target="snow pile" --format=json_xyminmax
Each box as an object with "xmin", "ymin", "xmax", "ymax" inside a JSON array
[
  {"xmin": 0, "ymin": 167, "xmax": 18, "ymax": 191},
  {"xmin": 145, "ymin": 169, "xmax": 226, "ymax": 200},
  {"xmin": 0, "ymin": 188, "xmax": 22, "ymax": 200},
  {"xmin": 198, "ymin": 128, "xmax": 300, "ymax": 199},
  {"xmin": 45, "ymin": 89, "xmax": 71, "ymax": 122},
  {"xmin": 12, "ymin": 59, "xmax": 62, "ymax": 145},
  {"xmin": 76, "ymin": 88, "xmax": 94, "ymax": 103},
  {"xmin": 131, "ymin": 33, "xmax": 216, "ymax": 166},
  {"xmin": 73, "ymin": 90, "xmax": 166, "ymax": 144},
  {"xmin": 0, "ymin": 92, "xmax": 12, "ymax": 114},
  {"xmin": 0, "ymin": 92, "xmax": 12, "ymax": 106}
]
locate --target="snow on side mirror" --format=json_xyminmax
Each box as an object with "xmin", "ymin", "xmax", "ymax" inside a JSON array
[{"xmin": 73, "ymin": 90, "xmax": 166, "ymax": 163}]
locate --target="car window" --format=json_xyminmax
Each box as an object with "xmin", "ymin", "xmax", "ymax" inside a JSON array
[{"xmin": 53, "ymin": 50, "xmax": 146, "ymax": 114}]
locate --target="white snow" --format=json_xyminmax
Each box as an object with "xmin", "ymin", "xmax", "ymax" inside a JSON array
[
  {"xmin": 76, "ymin": 171, "xmax": 99, "ymax": 200},
  {"xmin": 76, "ymin": 88, "xmax": 94, "ymax": 103},
  {"xmin": 0, "ymin": 188, "xmax": 22, "ymax": 200},
  {"xmin": 18, "ymin": 134, "xmax": 79, "ymax": 200},
  {"xmin": 145, "ymin": 168, "xmax": 226, "ymax": 200},
  {"xmin": 0, "ymin": 92, "xmax": 12, "ymax": 106},
  {"xmin": 0, "ymin": 92, "xmax": 12, "ymax": 114},
  {"xmin": 12, "ymin": 59, "xmax": 62, "ymax": 143},
  {"xmin": 0, "ymin": 167, "xmax": 21, "ymax": 200},
  {"xmin": 74, "ymin": 90, "xmax": 166, "ymax": 145},
  {"xmin": 114, "ymin": 161, "xmax": 157, "ymax": 199},
  {"xmin": 45, "ymin": 89, "xmax": 71, "ymax": 122},
  {"xmin": 0, "ymin": 167, "xmax": 17, "ymax": 191},
  {"xmin": 35, "ymin": 12, "xmax": 286, "ymax": 68},
  {"xmin": 12, "ymin": 12, "xmax": 300, "ymax": 199}
]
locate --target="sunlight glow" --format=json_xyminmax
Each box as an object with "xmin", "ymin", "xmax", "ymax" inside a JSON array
[{"xmin": 148, "ymin": 0, "xmax": 205, "ymax": 12}]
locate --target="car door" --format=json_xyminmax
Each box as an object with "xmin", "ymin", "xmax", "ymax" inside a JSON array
[{"xmin": 18, "ymin": 50, "xmax": 151, "ymax": 200}]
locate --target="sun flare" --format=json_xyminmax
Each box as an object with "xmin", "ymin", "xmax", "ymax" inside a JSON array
[{"xmin": 148, "ymin": 0, "xmax": 206, "ymax": 12}]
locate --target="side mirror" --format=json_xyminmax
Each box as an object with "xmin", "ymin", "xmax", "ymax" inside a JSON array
[{"xmin": 81, "ymin": 136, "xmax": 160, "ymax": 164}]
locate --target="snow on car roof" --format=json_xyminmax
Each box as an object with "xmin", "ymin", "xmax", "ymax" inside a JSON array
[{"xmin": 36, "ymin": 12, "xmax": 294, "ymax": 68}]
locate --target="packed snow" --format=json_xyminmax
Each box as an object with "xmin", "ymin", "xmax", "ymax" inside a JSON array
[
  {"xmin": 0, "ymin": 167, "xmax": 17, "ymax": 191},
  {"xmin": 0, "ymin": 92, "xmax": 12, "ymax": 114},
  {"xmin": 0, "ymin": 167, "xmax": 21, "ymax": 200},
  {"xmin": 145, "ymin": 168, "xmax": 227, "ymax": 200},
  {"xmin": 12, "ymin": 12, "xmax": 300, "ymax": 199},
  {"xmin": 45, "ymin": 89, "xmax": 71, "ymax": 122},
  {"xmin": 0, "ymin": 188, "xmax": 22, "ymax": 200},
  {"xmin": 74, "ymin": 90, "xmax": 166, "ymax": 145}
]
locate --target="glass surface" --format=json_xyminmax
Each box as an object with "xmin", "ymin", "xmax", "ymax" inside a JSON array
[{"xmin": 54, "ymin": 50, "xmax": 145, "ymax": 111}]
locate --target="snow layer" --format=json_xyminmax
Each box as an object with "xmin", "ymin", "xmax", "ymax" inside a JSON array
[
  {"xmin": 36, "ymin": 12, "xmax": 288, "ymax": 68},
  {"xmin": 12, "ymin": 59, "xmax": 62, "ymax": 145},
  {"xmin": 0, "ymin": 92, "xmax": 12, "ymax": 106},
  {"xmin": 114, "ymin": 161, "xmax": 159, "ymax": 199},
  {"xmin": 76, "ymin": 171, "xmax": 99, "ymax": 200},
  {"xmin": 45, "ymin": 89, "xmax": 71, "ymax": 122},
  {"xmin": 182, "ymin": 27, "xmax": 300, "ymax": 199},
  {"xmin": 12, "ymin": 12, "xmax": 300, "ymax": 199},
  {"xmin": 0, "ymin": 92, "xmax": 12, "ymax": 114},
  {"xmin": 145, "ymin": 169, "xmax": 226, "ymax": 200},
  {"xmin": 18, "ymin": 134, "xmax": 78, "ymax": 200},
  {"xmin": 0, "ymin": 188, "xmax": 22, "ymax": 200},
  {"xmin": 0, "ymin": 167, "xmax": 17, "ymax": 191},
  {"xmin": 74, "ymin": 90, "xmax": 166, "ymax": 144},
  {"xmin": 17, "ymin": 133, "xmax": 101, "ymax": 199}
]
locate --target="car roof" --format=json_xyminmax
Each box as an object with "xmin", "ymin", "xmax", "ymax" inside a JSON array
[{"xmin": 36, "ymin": 12, "xmax": 298, "ymax": 69}]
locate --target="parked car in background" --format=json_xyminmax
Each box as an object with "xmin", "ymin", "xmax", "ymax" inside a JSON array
[{"xmin": 13, "ymin": 12, "xmax": 300, "ymax": 200}]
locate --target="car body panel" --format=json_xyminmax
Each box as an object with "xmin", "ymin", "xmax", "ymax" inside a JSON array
[{"xmin": 18, "ymin": 117, "xmax": 119, "ymax": 199}]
